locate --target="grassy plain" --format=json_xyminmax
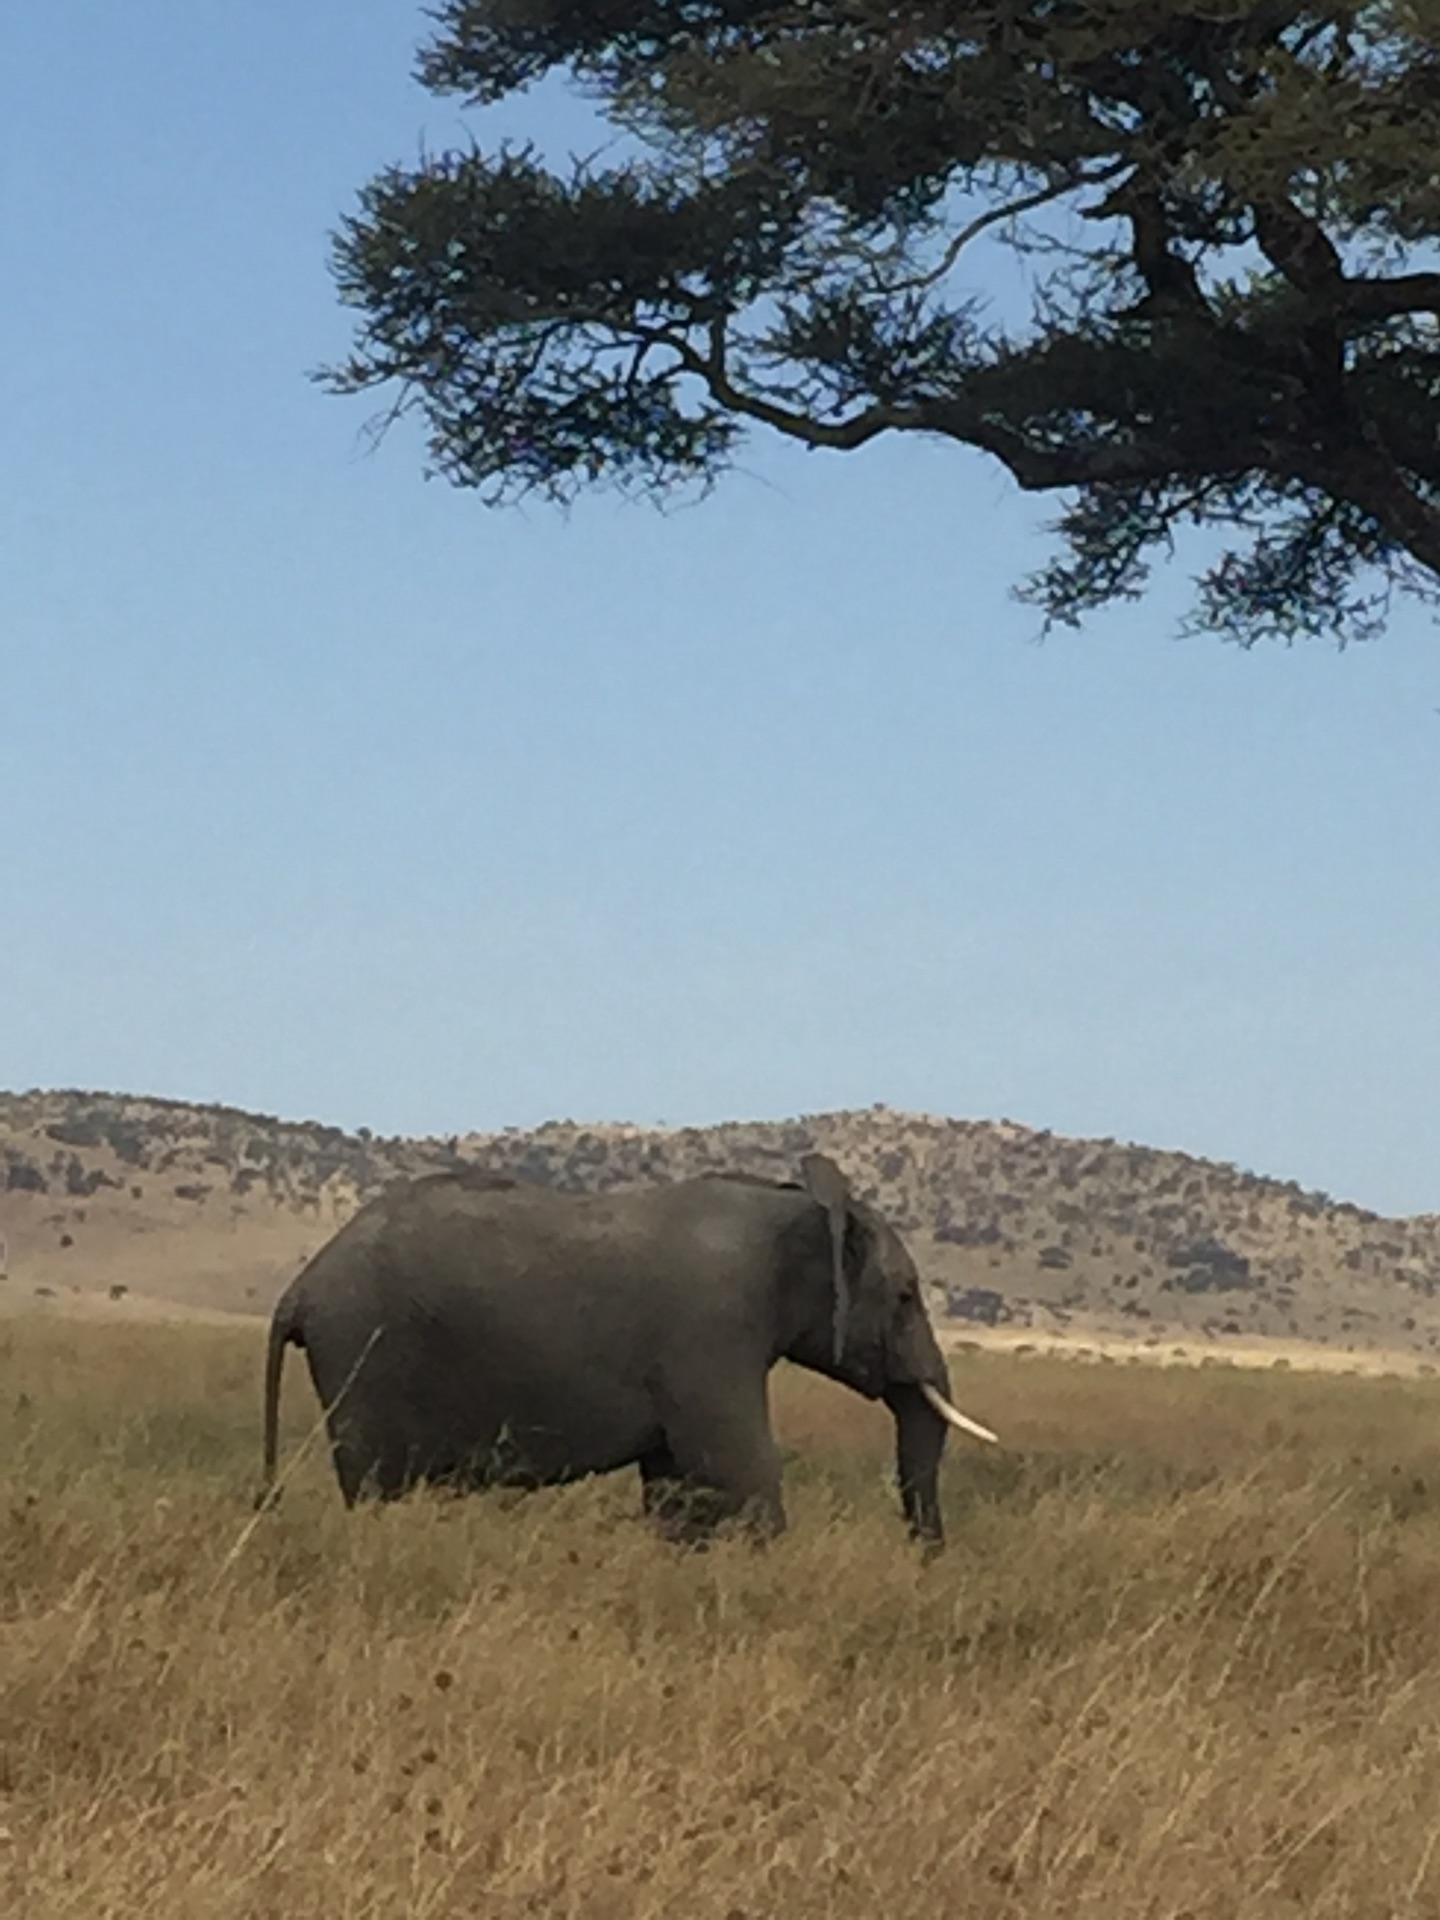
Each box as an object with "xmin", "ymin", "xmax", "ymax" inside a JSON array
[{"xmin": 5, "ymin": 1323, "xmax": 1440, "ymax": 1918}]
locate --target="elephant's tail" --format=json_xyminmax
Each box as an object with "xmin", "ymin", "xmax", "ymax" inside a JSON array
[{"xmin": 257, "ymin": 1287, "xmax": 302, "ymax": 1509}]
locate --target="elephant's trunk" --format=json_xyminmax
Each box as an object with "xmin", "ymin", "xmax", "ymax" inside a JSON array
[{"xmin": 884, "ymin": 1383, "xmax": 949, "ymax": 1551}]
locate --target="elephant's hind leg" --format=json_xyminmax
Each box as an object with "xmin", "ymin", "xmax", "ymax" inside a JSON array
[
  {"xmin": 328, "ymin": 1434, "xmax": 371, "ymax": 1508},
  {"xmin": 638, "ymin": 1440, "xmax": 695, "ymax": 1542},
  {"xmin": 327, "ymin": 1419, "xmax": 410, "ymax": 1507}
]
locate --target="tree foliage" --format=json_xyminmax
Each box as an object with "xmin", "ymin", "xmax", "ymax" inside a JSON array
[{"xmin": 327, "ymin": 2, "xmax": 1440, "ymax": 641}]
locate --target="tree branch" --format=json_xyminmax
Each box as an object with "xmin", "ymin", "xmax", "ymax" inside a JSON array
[
  {"xmin": 873, "ymin": 163, "xmax": 1129, "ymax": 297},
  {"xmin": 1253, "ymin": 196, "xmax": 1345, "ymax": 296},
  {"xmin": 1122, "ymin": 189, "xmax": 1211, "ymax": 319},
  {"xmin": 1335, "ymin": 274, "xmax": 1440, "ymax": 322},
  {"xmin": 1313, "ymin": 451, "xmax": 1440, "ymax": 578},
  {"xmin": 654, "ymin": 318, "xmax": 912, "ymax": 449},
  {"xmin": 651, "ymin": 315, "xmax": 1267, "ymax": 490}
]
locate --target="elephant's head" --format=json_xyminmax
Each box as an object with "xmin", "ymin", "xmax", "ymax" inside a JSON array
[{"xmin": 797, "ymin": 1153, "xmax": 997, "ymax": 1548}]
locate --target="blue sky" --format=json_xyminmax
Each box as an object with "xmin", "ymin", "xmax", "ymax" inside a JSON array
[{"xmin": 3, "ymin": 3, "xmax": 1438, "ymax": 1214}]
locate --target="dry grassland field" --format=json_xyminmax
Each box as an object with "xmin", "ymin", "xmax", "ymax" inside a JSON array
[{"xmin": 6, "ymin": 1324, "xmax": 1440, "ymax": 1918}]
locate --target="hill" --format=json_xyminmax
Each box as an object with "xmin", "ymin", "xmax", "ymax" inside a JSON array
[{"xmin": 2, "ymin": 1090, "xmax": 1439, "ymax": 1366}]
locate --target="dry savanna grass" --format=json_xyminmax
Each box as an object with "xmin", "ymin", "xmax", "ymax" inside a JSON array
[{"xmin": 5, "ymin": 1325, "xmax": 1440, "ymax": 1917}]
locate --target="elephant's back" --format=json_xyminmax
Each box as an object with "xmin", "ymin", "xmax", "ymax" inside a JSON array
[
  {"xmin": 380, "ymin": 1176, "xmax": 659, "ymax": 1267},
  {"xmin": 300, "ymin": 1168, "xmax": 811, "ymax": 1315}
]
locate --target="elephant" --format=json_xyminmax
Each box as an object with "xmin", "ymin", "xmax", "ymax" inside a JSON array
[{"xmin": 258, "ymin": 1153, "xmax": 996, "ymax": 1547}]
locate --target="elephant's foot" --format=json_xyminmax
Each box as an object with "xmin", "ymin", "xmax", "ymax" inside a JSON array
[{"xmin": 639, "ymin": 1452, "xmax": 786, "ymax": 1545}]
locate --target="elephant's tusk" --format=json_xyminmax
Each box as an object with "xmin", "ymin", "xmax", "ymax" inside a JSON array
[{"xmin": 920, "ymin": 1383, "xmax": 999, "ymax": 1446}]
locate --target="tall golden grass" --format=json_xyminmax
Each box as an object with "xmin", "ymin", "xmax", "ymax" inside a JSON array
[{"xmin": 5, "ymin": 1319, "xmax": 1440, "ymax": 1917}]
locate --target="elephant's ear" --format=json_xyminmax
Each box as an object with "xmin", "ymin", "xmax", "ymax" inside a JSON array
[{"xmin": 801, "ymin": 1153, "xmax": 852, "ymax": 1366}]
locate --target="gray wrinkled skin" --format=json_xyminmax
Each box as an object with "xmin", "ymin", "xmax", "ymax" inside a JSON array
[{"xmin": 260, "ymin": 1154, "xmax": 955, "ymax": 1546}]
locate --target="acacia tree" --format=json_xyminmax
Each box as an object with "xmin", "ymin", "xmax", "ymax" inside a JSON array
[{"xmin": 327, "ymin": 2, "xmax": 1440, "ymax": 641}]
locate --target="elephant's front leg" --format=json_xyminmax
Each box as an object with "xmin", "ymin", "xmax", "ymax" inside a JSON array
[{"xmin": 656, "ymin": 1379, "xmax": 787, "ymax": 1541}]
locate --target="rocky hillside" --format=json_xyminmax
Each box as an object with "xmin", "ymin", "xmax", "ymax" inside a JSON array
[{"xmin": 2, "ymin": 1090, "xmax": 1439, "ymax": 1363}]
